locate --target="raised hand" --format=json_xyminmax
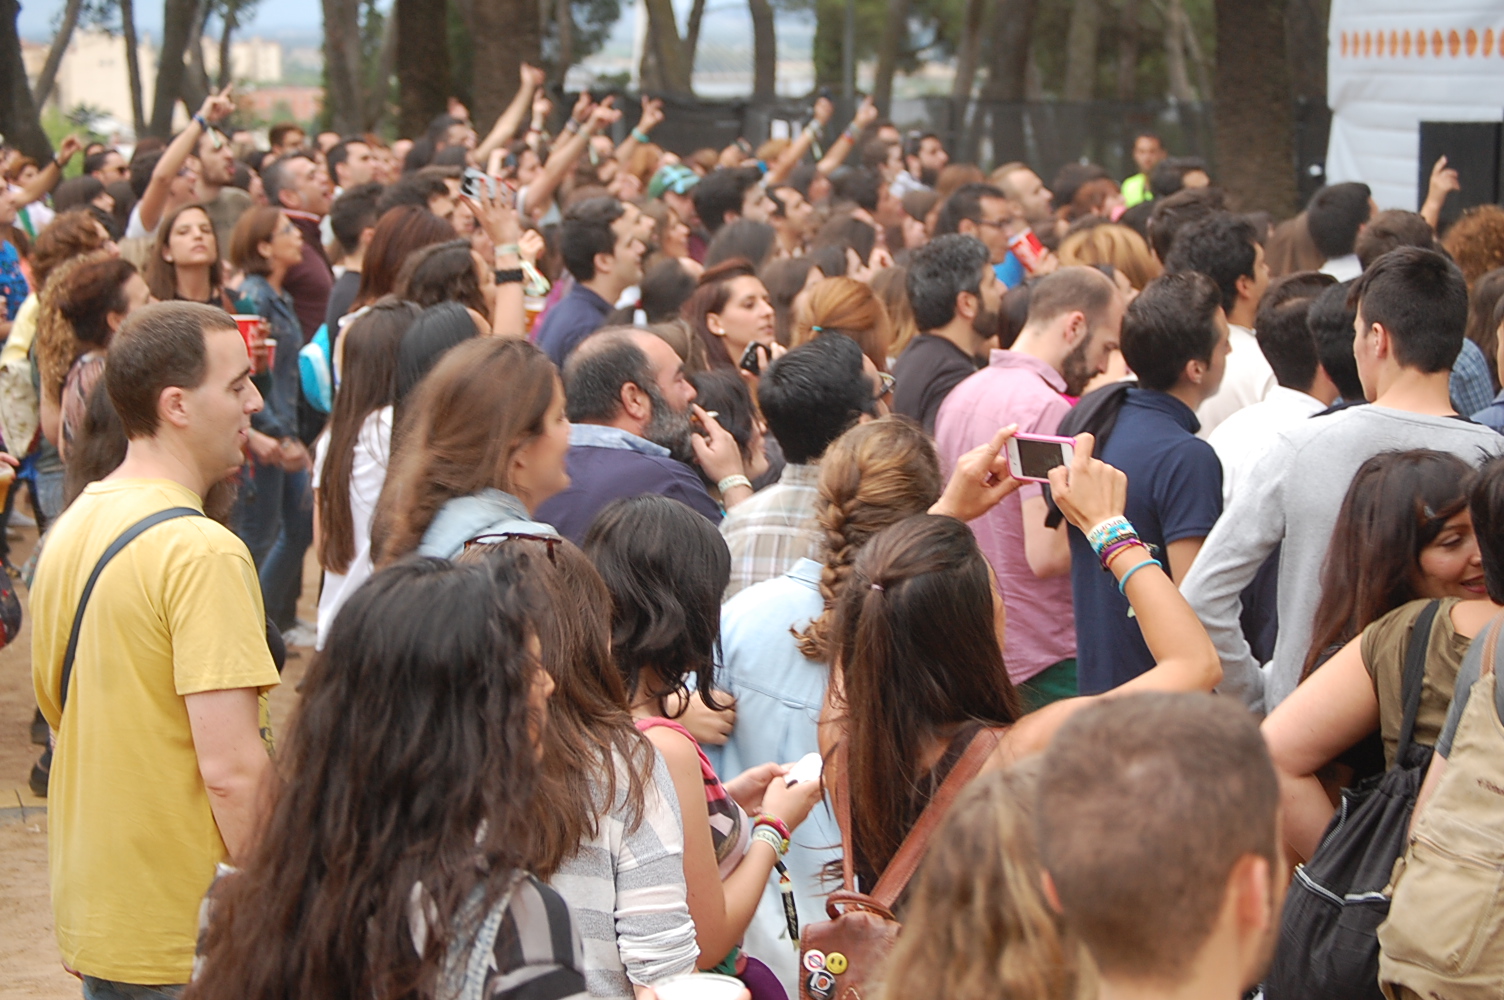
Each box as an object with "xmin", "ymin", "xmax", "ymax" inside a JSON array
[
  {"xmin": 571, "ymin": 91, "xmax": 595, "ymax": 124},
  {"xmin": 931, "ymin": 424, "xmax": 1023, "ymax": 522},
  {"xmin": 199, "ymin": 85, "xmax": 236, "ymax": 123},
  {"xmin": 638, "ymin": 96, "xmax": 665, "ymax": 133},
  {"xmin": 852, "ymin": 95, "xmax": 878, "ymax": 130},
  {"xmin": 54, "ymin": 134, "xmax": 84, "ymax": 164},
  {"xmin": 1046, "ymin": 433, "xmax": 1128, "ymax": 533},
  {"xmin": 520, "ymin": 62, "xmax": 547, "ymax": 90},
  {"xmin": 587, "ymin": 96, "xmax": 622, "ymax": 130}
]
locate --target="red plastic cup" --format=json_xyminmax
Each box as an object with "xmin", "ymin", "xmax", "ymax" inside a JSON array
[
  {"xmin": 1008, "ymin": 228, "xmax": 1048, "ymax": 274},
  {"xmin": 231, "ymin": 314, "xmax": 260, "ymax": 353}
]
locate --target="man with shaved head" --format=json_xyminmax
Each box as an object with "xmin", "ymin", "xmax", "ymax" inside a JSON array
[{"xmin": 534, "ymin": 327, "xmax": 751, "ymax": 541}]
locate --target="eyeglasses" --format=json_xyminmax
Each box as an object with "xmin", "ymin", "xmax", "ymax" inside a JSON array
[
  {"xmin": 874, "ymin": 370, "xmax": 896, "ymax": 399},
  {"xmin": 463, "ymin": 531, "xmax": 560, "ymax": 564},
  {"xmin": 970, "ymin": 217, "xmax": 1012, "ymax": 230}
]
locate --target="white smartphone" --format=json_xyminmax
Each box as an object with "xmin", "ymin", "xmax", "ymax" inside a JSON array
[
  {"xmin": 785, "ymin": 751, "xmax": 824, "ymax": 786},
  {"xmin": 1006, "ymin": 433, "xmax": 1075, "ymax": 483}
]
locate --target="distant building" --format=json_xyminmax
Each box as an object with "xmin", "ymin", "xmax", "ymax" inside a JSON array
[{"xmin": 202, "ymin": 36, "xmax": 283, "ymax": 85}]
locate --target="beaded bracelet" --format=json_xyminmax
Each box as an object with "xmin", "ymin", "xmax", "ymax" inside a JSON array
[
  {"xmin": 753, "ymin": 813, "xmax": 791, "ymax": 842},
  {"xmin": 751, "ymin": 825, "xmax": 789, "ymax": 857},
  {"xmin": 1085, "ymin": 515, "xmax": 1131, "ymax": 550},
  {"xmin": 1098, "ymin": 537, "xmax": 1142, "ymax": 568},
  {"xmin": 1117, "ymin": 557, "xmax": 1161, "ymax": 595},
  {"xmin": 718, "ymin": 474, "xmax": 752, "ymax": 495}
]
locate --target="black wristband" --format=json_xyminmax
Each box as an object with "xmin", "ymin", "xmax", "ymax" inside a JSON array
[{"xmin": 494, "ymin": 268, "xmax": 525, "ymax": 285}]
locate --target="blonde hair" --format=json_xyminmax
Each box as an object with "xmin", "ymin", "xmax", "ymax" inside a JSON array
[
  {"xmin": 878, "ymin": 763, "xmax": 1097, "ymax": 1000},
  {"xmin": 871, "ymin": 265, "xmax": 918, "ymax": 359},
  {"xmin": 791, "ymin": 276, "xmax": 892, "ymax": 372},
  {"xmin": 797, "ymin": 416, "xmax": 942, "ymax": 661},
  {"xmin": 1058, "ymin": 224, "xmax": 1160, "ymax": 291}
]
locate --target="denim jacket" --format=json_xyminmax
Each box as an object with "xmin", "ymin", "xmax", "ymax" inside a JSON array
[
  {"xmin": 237, "ymin": 274, "xmax": 302, "ymax": 439},
  {"xmin": 418, "ymin": 488, "xmax": 559, "ymax": 560}
]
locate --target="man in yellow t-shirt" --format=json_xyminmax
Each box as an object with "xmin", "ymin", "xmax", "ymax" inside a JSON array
[{"xmin": 32, "ymin": 302, "xmax": 279, "ymax": 997}]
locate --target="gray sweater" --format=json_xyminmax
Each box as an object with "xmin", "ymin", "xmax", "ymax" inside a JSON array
[{"xmin": 1182, "ymin": 404, "xmax": 1502, "ymax": 713}]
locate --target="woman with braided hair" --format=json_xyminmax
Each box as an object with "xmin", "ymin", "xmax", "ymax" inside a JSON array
[{"xmin": 709, "ymin": 414, "xmax": 1017, "ymax": 995}]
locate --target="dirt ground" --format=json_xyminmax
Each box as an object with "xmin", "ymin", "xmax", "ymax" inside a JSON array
[{"xmin": 0, "ymin": 510, "xmax": 317, "ymax": 998}]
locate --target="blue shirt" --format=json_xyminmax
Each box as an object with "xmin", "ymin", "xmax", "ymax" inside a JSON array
[
  {"xmin": 1068, "ymin": 389, "xmax": 1223, "ymax": 693},
  {"xmin": 533, "ymin": 424, "xmax": 722, "ymax": 542},
  {"xmin": 709, "ymin": 558, "xmax": 841, "ymax": 983},
  {"xmin": 993, "ymin": 251, "xmax": 1025, "ymax": 289},
  {"xmin": 1451, "ymin": 338, "xmax": 1496, "ymax": 420},
  {"xmin": 1473, "ymin": 388, "xmax": 1504, "ymax": 434},
  {"xmin": 0, "ymin": 241, "xmax": 28, "ymax": 321},
  {"xmin": 534, "ymin": 283, "xmax": 612, "ymax": 367}
]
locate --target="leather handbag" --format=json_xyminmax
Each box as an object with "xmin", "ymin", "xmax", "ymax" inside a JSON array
[{"xmin": 797, "ymin": 727, "xmax": 1003, "ymax": 1000}]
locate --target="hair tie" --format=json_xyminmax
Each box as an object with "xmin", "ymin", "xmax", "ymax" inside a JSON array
[
  {"xmin": 870, "ymin": 582, "xmax": 884, "ymax": 592},
  {"xmin": 810, "ymin": 325, "xmax": 824, "ymax": 333}
]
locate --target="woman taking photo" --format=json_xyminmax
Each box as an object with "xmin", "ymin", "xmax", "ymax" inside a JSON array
[
  {"xmin": 461, "ymin": 538, "xmax": 700, "ymax": 999},
  {"xmin": 228, "ymin": 206, "xmax": 314, "ymax": 639},
  {"xmin": 187, "ymin": 557, "xmax": 589, "ymax": 1000},
  {"xmin": 312, "ymin": 298, "xmax": 421, "ymax": 649},
  {"xmin": 1264, "ymin": 450, "xmax": 1498, "ymax": 860},
  {"xmin": 372, "ymin": 336, "xmax": 569, "ymax": 563},
  {"xmin": 820, "ymin": 436, "xmax": 1220, "ymax": 896},
  {"xmin": 585, "ymin": 495, "xmax": 824, "ymax": 1000},
  {"xmin": 144, "ymin": 203, "xmax": 232, "ymax": 308},
  {"xmin": 683, "ymin": 259, "xmax": 779, "ymax": 373}
]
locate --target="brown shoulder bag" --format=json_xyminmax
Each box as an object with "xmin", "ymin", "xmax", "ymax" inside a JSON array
[{"xmin": 796, "ymin": 727, "xmax": 1003, "ymax": 1000}]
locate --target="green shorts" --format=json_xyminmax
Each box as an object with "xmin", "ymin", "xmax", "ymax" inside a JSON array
[{"xmin": 1017, "ymin": 658, "xmax": 1078, "ymax": 713}]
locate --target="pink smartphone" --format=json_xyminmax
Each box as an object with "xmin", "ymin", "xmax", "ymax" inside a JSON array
[{"xmin": 1007, "ymin": 432, "xmax": 1075, "ymax": 483}]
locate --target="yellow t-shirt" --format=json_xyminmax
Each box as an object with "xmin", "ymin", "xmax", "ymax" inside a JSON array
[{"xmin": 31, "ymin": 478, "xmax": 279, "ymax": 984}]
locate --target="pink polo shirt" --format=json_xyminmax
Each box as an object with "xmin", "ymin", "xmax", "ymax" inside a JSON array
[{"xmin": 934, "ymin": 349, "xmax": 1076, "ymax": 685}]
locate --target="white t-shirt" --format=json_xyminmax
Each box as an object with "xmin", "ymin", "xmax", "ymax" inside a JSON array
[
  {"xmin": 311, "ymin": 404, "xmax": 392, "ymax": 649},
  {"xmin": 1195, "ymin": 324, "xmax": 1277, "ymax": 439},
  {"xmin": 124, "ymin": 203, "xmax": 156, "ymax": 241},
  {"xmin": 1207, "ymin": 385, "xmax": 1326, "ymax": 506}
]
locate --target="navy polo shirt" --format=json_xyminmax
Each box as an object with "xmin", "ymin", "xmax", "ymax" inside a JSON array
[
  {"xmin": 535, "ymin": 283, "xmax": 612, "ymax": 367},
  {"xmin": 1067, "ymin": 389, "xmax": 1223, "ymax": 693}
]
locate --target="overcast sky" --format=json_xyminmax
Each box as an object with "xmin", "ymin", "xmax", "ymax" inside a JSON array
[{"xmin": 18, "ymin": 0, "xmax": 324, "ymax": 41}]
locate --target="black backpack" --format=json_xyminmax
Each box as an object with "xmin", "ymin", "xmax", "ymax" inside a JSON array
[
  {"xmin": 1262, "ymin": 600, "xmax": 1440, "ymax": 1000},
  {"xmin": 1044, "ymin": 380, "xmax": 1135, "ymax": 529}
]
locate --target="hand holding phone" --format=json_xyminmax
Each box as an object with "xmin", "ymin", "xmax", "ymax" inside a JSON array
[
  {"xmin": 931, "ymin": 423, "xmax": 1022, "ymax": 522},
  {"xmin": 1045, "ymin": 433, "xmax": 1129, "ymax": 533},
  {"xmin": 1007, "ymin": 433, "xmax": 1075, "ymax": 483},
  {"xmin": 784, "ymin": 752, "xmax": 823, "ymax": 786}
]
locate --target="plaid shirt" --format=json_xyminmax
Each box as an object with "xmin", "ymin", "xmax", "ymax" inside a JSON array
[{"xmin": 720, "ymin": 463, "xmax": 823, "ymax": 599}]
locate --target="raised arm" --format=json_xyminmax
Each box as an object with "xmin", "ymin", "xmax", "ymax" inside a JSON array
[
  {"xmin": 523, "ymin": 96, "xmax": 621, "ymax": 223},
  {"xmin": 991, "ymin": 434, "xmax": 1222, "ymax": 766},
  {"xmin": 1419, "ymin": 155, "xmax": 1460, "ymax": 232},
  {"xmin": 139, "ymin": 87, "xmax": 236, "ymax": 233},
  {"xmin": 615, "ymin": 96, "xmax": 665, "ymax": 166},
  {"xmin": 462, "ymin": 186, "xmax": 529, "ymax": 339},
  {"xmin": 475, "ymin": 63, "xmax": 546, "ymax": 164},
  {"xmin": 764, "ymin": 95, "xmax": 833, "ymax": 188},
  {"xmin": 815, "ymin": 96, "xmax": 877, "ymax": 177},
  {"xmin": 15, "ymin": 135, "xmax": 83, "ymax": 208}
]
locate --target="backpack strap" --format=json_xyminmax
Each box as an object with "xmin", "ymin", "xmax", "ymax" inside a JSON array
[
  {"xmin": 865, "ymin": 726, "xmax": 1004, "ymax": 909},
  {"xmin": 1482, "ymin": 618, "xmax": 1502, "ymax": 682},
  {"xmin": 57, "ymin": 507, "xmax": 205, "ymax": 715},
  {"xmin": 1394, "ymin": 599, "xmax": 1442, "ymax": 763}
]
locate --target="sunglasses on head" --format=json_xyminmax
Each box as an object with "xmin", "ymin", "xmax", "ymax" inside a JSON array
[{"xmin": 462, "ymin": 532, "xmax": 560, "ymax": 564}]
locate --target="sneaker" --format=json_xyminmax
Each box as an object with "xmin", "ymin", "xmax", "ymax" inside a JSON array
[
  {"xmin": 281, "ymin": 621, "xmax": 318, "ymax": 648},
  {"xmin": 29, "ymin": 747, "xmax": 49, "ymax": 798},
  {"xmin": 31, "ymin": 708, "xmax": 47, "ymax": 746}
]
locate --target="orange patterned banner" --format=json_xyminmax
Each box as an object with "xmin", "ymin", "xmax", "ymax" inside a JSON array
[{"xmin": 1337, "ymin": 25, "xmax": 1500, "ymax": 58}]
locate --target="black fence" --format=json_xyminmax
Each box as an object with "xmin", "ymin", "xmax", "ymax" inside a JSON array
[{"xmin": 598, "ymin": 92, "xmax": 1328, "ymax": 202}]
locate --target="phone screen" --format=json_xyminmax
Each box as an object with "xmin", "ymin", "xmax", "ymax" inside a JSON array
[{"xmin": 1015, "ymin": 438, "xmax": 1069, "ymax": 480}]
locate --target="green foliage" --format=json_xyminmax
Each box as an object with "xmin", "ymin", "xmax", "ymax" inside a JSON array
[
  {"xmin": 1028, "ymin": 0, "xmax": 1215, "ymax": 100},
  {"xmin": 542, "ymin": 0, "xmax": 622, "ymax": 74}
]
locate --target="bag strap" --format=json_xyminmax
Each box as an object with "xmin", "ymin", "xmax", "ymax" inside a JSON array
[
  {"xmin": 1395, "ymin": 599, "xmax": 1442, "ymax": 763},
  {"xmin": 850, "ymin": 726, "xmax": 1003, "ymax": 909},
  {"xmin": 57, "ymin": 507, "xmax": 204, "ymax": 715},
  {"xmin": 1482, "ymin": 617, "xmax": 1502, "ymax": 682}
]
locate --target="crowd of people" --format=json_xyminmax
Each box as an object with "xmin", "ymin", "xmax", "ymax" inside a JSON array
[{"xmin": 9, "ymin": 68, "xmax": 1504, "ymax": 1000}]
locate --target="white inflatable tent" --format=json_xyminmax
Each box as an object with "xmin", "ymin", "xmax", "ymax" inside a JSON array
[{"xmin": 1325, "ymin": 0, "xmax": 1504, "ymax": 212}]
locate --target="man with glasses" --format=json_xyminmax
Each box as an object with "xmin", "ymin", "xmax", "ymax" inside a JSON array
[
  {"xmin": 934, "ymin": 266, "xmax": 1125, "ymax": 709},
  {"xmin": 935, "ymin": 182, "xmax": 1029, "ymax": 288}
]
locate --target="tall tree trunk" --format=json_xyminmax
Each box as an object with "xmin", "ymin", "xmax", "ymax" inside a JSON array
[
  {"xmin": 871, "ymin": 0, "xmax": 909, "ymax": 114},
  {"xmin": 32, "ymin": 0, "xmax": 84, "ymax": 109},
  {"xmin": 950, "ymin": 0, "xmax": 985, "ymax": 143},
  {"xmin": 812, "ymin": 0, "xmax": 841, "ymax": 90},
  {"xmin": 120, "ymin": 0, "xmax": 146, "ymax": 134},
  {"xmin": 0, "ymin": 0, "xmax": 50, "ymax": 160},
  {"xmin": 683, "ymin": 0, "xmax": 707, "ymax": 83},
  {"xmin": 473, "ymin": 0, "xmax": 541, "ymax": 128},
  {"xmin": 1063, "ymin": 0, "xmax": 1099, "ymax": 100},
  {"xmin": 367, "ymin": 3, "xmax": 398, "ymax": 130},
  {"xmin": 396, "ymin": 0, "xmax": 452, "ymax": 138},
  {"xmin": 216, "ymin": 5, "xmax": 237, "ymax": 90},
  {"xmin": 749, "ymin": 0, "xmax": 777, "ymax": 103},
  {"xmin": 182, "ymin": 0, "xmax": 211, "ymax": 112},
  {"xmin": 1163, "ymin": 0, "xmax": 1195, "ymax": 101},
  {"xmin": 555, "ymin": 0, "xmax": 574, "ymax": 86},
  {"xmin": 1213, "ymin": 0, "xmax": 1296, "ymax": 215},
  {"xmin": 1115, "ymin": 0, "xmax": 1139, "ymax": 100},
  {"xmin": 150, "ymin": 0, "xmax": 200, "ymax": 136},
  {"xmin": 323, "ymin": 0, "xmax": 365, "ymax": 134},
  {"xmin": 982, "ymin": 0, "xmax": 1038, "ymax": 101},
  {"xmin": 1285, "ymin": 0, "xmax": 1325, "ymax": 103},
  {"xmin": 643, "ymin": 0, "xmax": 692, "ymax": 95}
]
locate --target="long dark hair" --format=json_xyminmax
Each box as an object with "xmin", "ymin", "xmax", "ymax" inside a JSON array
[
  {"xmin": 832, "ymin": 514, "xmax": 1020, "ymax": 880},
  {"xmin": 460, "ymin": 538, "xmax": 652, "ymax": 877},
  {"xmin": 186, "ymin": 557, "xmax": 544, "ymax": 1000},
  {"xmin": 317, "ymin": 299, "xmax": 420, "ymax": 575},
  {"xmin": 681, "ymin": 257, "xmax": 759, "ymax": 369},
  {"xmin": 583, "ymin": 495, "xmax": 730, "ymax": 715},
  {"xmin": 395, "ymin": 239, "xmax": 487, "ymax": 318},
  {"xmin": 353, "ymin": 206, "xmax": 458, "ymax": 311},
  {"xmin": 1303, "ymin": 449, "xmax": 1476, "ymax": 679}
]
